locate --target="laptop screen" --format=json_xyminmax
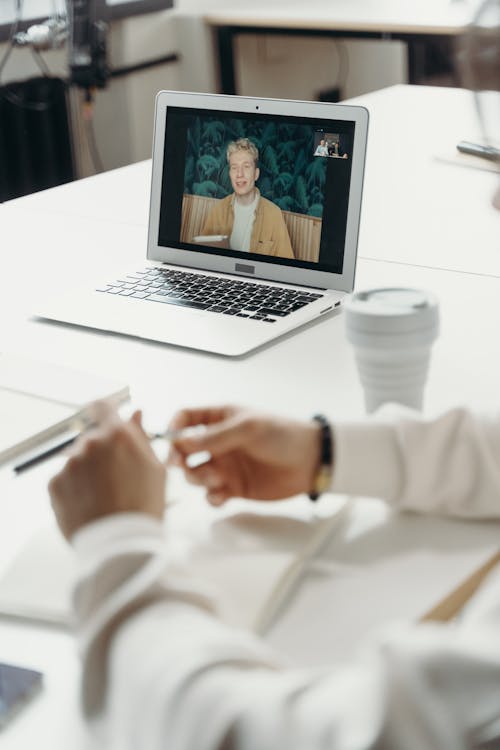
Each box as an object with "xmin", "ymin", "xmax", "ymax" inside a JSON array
[{"xmin": 157, "ymin": 107, "xmax": 355, "ymax": 276}]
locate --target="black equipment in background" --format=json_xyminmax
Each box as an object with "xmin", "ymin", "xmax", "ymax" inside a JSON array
[
  {"xmin": 0, "ymin": 76, "xmax": 75, "ymax": 202},
  {"xmin": 0, "ymin": 1, "xmax": 177, "ymax": 200},
  {"xmin": 67, "ymin": 0, "xmax": 109, "ymax": 91}
]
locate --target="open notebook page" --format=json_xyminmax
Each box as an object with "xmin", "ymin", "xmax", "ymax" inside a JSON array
[
  {"xmin": 0, "ymin": 354, "xmax": 129, "ymax": 465},
  {"xmin": 0, "ymin": 487, "xmax": 498, "ymax": 673},
  {"xmin": 0, "ymin": 391, "xmax": 75, "ymax": 465}
]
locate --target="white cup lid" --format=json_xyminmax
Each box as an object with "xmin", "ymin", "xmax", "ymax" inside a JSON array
[{"xmin": 345, "ymin": 287, "xmax": 439, "ymax": 335}]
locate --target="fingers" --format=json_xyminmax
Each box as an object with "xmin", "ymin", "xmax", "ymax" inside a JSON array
[
  {"xmin": 183, "ymin": 460, "xmax": 223, "ymax": 490},
  {"xmin": 167, "ymin": 405, "xmax": 239, "ymax": 465},
  {"xmin": 48, "ymin": 465, "xmax": 68, "ymax": 505},
  {"xmin": 129, "ymin": 409, "xmax": 150, "ymax": 443},
  {"xmin": 68, "ymin": 405, "xmax": 150, "ymax": 464},
  {"xmin": 87, "ymin": 399, "xmax": 121, "ymax": 426},
  {"xmin": 131, "ymin": 409, "xmax": 143, "ymax": 427},
  {"xmin": 173, "ymin": 413, "xmax": 255, "ymax": 459},
  {"xmin": 169, "ymin": 406, "xmax": 236, "ymax": 432},
  {"xmin": 207, "ymin": 489, "xmax": 230, "ymax": 507},
  {"xmin": 68, "ymin": 400, "xmax": 122, "ymax": 455},
  {"xmin": 181, "ymin": 460, "xmax": 232, "ymax": 507}
]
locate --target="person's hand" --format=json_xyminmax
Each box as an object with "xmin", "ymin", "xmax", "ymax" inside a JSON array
[
  {"xmin": 168, "ymin": 406, "xmax": 322, "ymax": 506},
  {"xmin": 49, "ymin": 401, "xmax": 167, "ymax": 540}
]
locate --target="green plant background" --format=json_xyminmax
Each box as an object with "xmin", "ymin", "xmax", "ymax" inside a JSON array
[{"xmin": 183, "ymin": 116, "xmax": 326, "ymax": 217}]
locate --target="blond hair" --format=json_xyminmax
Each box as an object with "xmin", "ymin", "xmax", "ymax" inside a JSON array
[{"xmin": 226, "ymin": 138, "xmax": 259, "ymax": 167}]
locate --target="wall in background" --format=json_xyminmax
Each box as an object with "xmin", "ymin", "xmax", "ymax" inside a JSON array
[
  {"xmin": 235, "ymin": 36, "xmax": 406, "ymax": 101},
  {"xmin": 92, "ymin": 10, "xmax": 182, "ymax": 171}
]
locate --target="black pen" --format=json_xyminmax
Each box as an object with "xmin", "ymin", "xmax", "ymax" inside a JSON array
[{"xmin": 13, "ymin": 426, "xmax": 201, "ymax": 475}]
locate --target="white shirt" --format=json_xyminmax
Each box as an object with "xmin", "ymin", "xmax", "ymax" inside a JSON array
[
  {"xmin": 230, "ymin": 194, "xmax": 258, "ymax": 252},
  {"xmin": 71, "ymin": 406, "xmax": 500, "ymax": 750}
]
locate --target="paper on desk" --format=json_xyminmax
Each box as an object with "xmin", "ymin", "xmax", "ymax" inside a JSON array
[
  {"xmin": 0, "ymin": 523, "xmax": 296, "ymax": 630},
  {"xmin": 0, "ymin": 353, "xmax": 128, "ymax": 406},
  {"xmin": 0, "ymin": 353, "xmax": 129, "ymax": 465},
  {"xmin": 0, "ymin": 508, "xmax": 305, "ymax": 630},
  {"xmin": 265, "ymin": 497, "xmax": 500, "ymax": 667},
  {"xmin": 164, "ymin": 487, "xmax": 333, "ymax": 631},
  {"xmin": 0, "ymin": 390, "xmax": 74, "ymax": 464},
  {"xmin": 2, "ymin": 493, "xmax": 498, "ymax": 669},
  {"xmin": 183, "ymin": 550, "xmax": 298, "ymax": 629},
  {"xmin": 0, "ymin": 479, "xmax": 342, "ymax": 631},
  {"xmin": 0, "ymin": 521, "xmax": 75, "ymax": 625}
]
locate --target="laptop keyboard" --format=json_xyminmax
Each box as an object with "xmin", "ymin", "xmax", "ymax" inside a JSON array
[{"xmin": 96, "ymin": 267, "xmax": 324, "ymax": 323}]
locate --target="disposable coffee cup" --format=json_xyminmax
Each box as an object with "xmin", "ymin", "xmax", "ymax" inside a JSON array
[{"xmin": 345, "ymin": 288, "xmax": 439, "ymax": 413}]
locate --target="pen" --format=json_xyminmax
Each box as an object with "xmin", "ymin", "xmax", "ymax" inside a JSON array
[
  {"xmin": 13, "ymin": 426, "xmax": 200, "ymax": 475},
  {"xmin": 456, "ymin": 140, "xmax": 500, "ymax": 162}
]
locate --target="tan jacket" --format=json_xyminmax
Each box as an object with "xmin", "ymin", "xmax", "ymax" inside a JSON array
[{"xmin": 201, "ymin": 189, "xmax": 294, "ymax": 259}]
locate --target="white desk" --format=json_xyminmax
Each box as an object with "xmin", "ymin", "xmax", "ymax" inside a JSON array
[
  {"xmin": 203, "ymin": 0, "xmax": 476, "ymax": 93},
  {"xmin": 0, "ymin": 85, "xmax": 499, "ymax": 747},
  {"xmin": 205, "ymin": 0, "xmax": 474, "ymax": 34},
  {"xmin": 353, "ymin": 86, "xmax": 500, "ymax": 277}
]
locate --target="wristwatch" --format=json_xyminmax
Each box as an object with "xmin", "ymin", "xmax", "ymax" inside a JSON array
[{"xmin": 309, "ymin": 414, "xmax": 333, "ymax": 501}]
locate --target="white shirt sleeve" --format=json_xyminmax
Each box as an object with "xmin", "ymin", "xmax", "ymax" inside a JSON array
[
  {"xmin": 331, "ymin": 405, "xmax": 500, "ymax": 518},
  {"xmin": 72, "ymin": 509, "xmax": 500, "ymax": 750}
]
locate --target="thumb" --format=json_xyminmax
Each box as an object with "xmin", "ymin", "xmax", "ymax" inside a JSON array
[
  {"xmin": 87, "ymin": 398, "xmax": 120, "ymax": 427},
  {"xmin": 130, "ymin": 409, "xmax": 150, "ymax": 440},
  {"xmin": 131, "ymin": 409, "xmax": 143, "ymax": 427}
]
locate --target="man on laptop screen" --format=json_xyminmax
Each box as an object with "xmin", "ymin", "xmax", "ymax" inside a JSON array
[
  {"xmin": 199, "ymin": 138, "xmax": 294, "ymax": 259},
  {"xmin": 167, "ymin": 110, "xmax": 357, "ymax": 271}
]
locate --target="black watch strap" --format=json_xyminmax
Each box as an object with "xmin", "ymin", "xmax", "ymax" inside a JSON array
[{"xmin": 309, "ymin": 414, "xmax": 333, "ymax": 501}]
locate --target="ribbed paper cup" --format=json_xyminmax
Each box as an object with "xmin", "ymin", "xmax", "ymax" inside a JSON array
[{"xmin": 345, "ymin": 288, "xmax": 440, "ymax": 413}]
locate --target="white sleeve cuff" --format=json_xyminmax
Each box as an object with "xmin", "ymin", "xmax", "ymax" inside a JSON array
[
  {"xmin": 72, "ymin": 513, "xmax": 165, "ymax": 564},
  {"xmin": 331, "ymin": 420, "xmax": 403, "ymax": 502}
]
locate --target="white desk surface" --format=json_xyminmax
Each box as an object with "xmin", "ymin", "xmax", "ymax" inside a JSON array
[
  {"xmin": 1, "ymin": 84, "xmax": 500, "ymax": 747},
  {"xmin": 5, "ymin": 160, "xmax": 151, "ymax": 227},
  {"xmin": 203, "ymin": 0, "xmax": 475, "ymax": 34},
  {"xmin": 353, "ymin": 86, "xmax": 500, "ymax": 277}
]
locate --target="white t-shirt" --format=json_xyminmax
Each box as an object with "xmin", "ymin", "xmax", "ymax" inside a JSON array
[{"xmin": 230, "ymin": 195, "xmax": 258, "ymax": 252}]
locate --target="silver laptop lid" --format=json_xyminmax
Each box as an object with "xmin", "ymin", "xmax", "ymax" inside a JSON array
[{"xmin": 148, "ymin": 91, "xmax": 368, "ymax": 293}]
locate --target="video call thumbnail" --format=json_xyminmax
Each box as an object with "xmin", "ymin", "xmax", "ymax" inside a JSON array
[
  {"xmin": 159, "ymin": 109, "xmax": 355, "ymax": 275},
  {"xmin": 313, "ymin": 131, "xmax": 350, "ymax": 159}
]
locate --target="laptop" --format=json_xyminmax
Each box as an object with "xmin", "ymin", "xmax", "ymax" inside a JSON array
[{"xmin": 37, "ymin": 91, "xmax": 368, "ymax": 356}]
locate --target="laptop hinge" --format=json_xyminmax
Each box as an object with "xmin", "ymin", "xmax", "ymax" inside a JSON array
[{"xmin": 157, "ymin": 260, "xmax": 327, "ymax": 291}]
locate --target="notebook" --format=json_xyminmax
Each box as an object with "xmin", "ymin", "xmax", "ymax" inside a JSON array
[
  {"xmin": 0, "ymin": 353, "xmax": 129, "ymax": 467},
  {"xmin": 36, "ymin": 92, "xmax": 368, "ymax": 356},
  {"xmin": 1, "ymin": 492, "xmax": 499, "ymax": 669}
]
